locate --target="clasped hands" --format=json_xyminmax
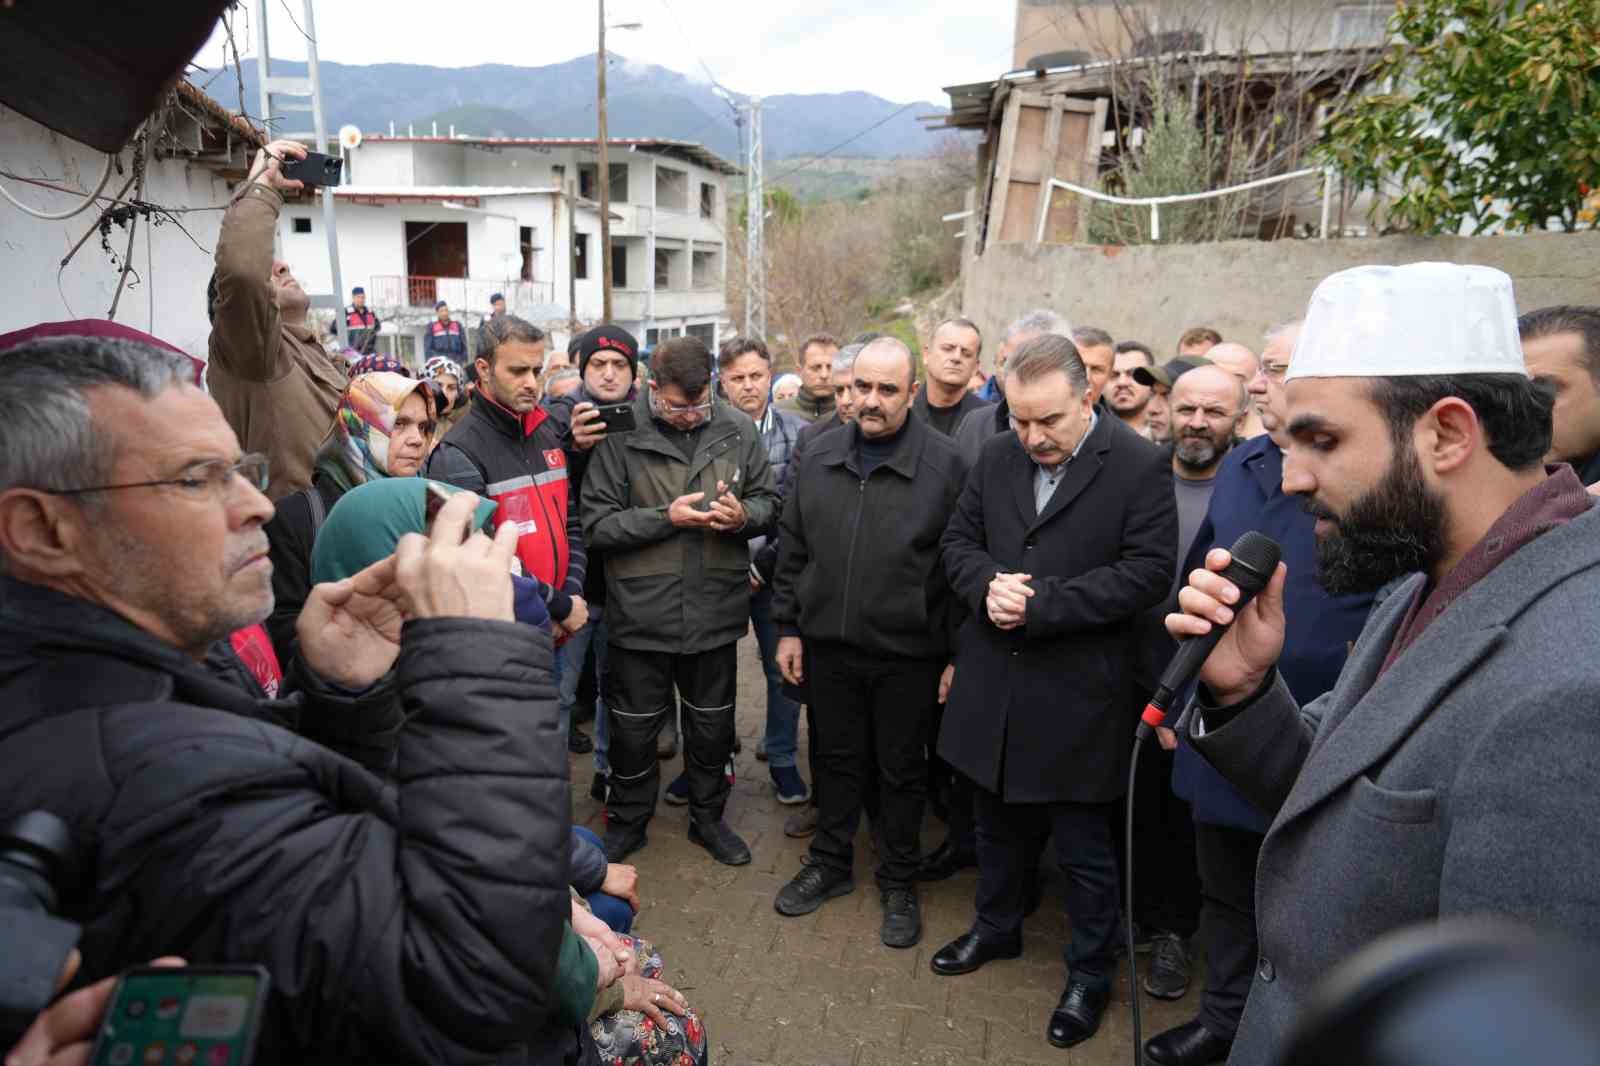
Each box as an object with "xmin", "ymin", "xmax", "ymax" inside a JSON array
[
  {"xmin": 667, "ymin": 479, "xmax": 746, "ymax": 532},
  {"xmin": 987, "ymin": 571, "xmax": 1034, "ymax": 630}
]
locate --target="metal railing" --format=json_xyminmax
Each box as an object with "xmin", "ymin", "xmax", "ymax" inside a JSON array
[
  {"xmin": 368, "ymin": 276, "xmax": 556, "ymax": 312},
  {"xmin": 1035, "ymin": 166, "xmax": 1335, "ymax": 244}
]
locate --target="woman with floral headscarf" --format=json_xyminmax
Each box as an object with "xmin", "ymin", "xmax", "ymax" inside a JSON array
[{"xmin": 262, "ymin": 371, "xmax": 436, "ymax": 663}]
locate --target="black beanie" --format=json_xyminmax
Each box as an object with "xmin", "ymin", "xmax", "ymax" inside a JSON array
[{"xmin": 573, "ymin": 324, "xmax": 640, "ymax": 380}]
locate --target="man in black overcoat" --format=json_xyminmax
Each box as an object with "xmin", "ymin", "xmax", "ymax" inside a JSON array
[{"xmin": 931, "ymin": 332, "xmax": 1177, "ymax": 1052}]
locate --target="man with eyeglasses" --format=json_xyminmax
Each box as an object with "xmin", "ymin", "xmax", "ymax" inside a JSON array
[
  {"xmin": 581, "ymin": 336, "xmax": 779, "ymax": 866},
  {"xmin": 0, "ymin": 336, "xmax": 580, "ymax": 1063}
]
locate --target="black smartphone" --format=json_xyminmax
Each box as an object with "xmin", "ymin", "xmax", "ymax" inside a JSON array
[
  {"xmin": 594, "ymin": 402, "xmax": 637, "ymax": 434},
  {"xmin": 89, "ymin": 965, "xmax": 269, "ymax": 1066},
  {"xmin": 280, "ymin": 150, "xmax": 343, "ymax": 187}
]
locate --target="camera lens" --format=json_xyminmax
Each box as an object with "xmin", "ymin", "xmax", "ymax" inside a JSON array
[{"xmin": 0, "ymin": 811, "xmax": 75, "ymax": 914}]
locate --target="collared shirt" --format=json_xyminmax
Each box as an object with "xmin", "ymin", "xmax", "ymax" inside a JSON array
[{"xmin": 1031, "ymin": 409, "xmax": 1098, "ymax": 513}]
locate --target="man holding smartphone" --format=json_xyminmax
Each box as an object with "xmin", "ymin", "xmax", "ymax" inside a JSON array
[{"xmin": 582, "ymin": 336, "xmax": 779, "ymax": 866}]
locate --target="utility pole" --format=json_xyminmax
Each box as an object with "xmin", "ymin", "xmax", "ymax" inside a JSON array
[
  {"xmin": 597, "ymin": 0, "xmax": 613, "ymax": 323},
  {"xmin": 565, "ymin": 178, "xmax": 578, "ymax": 337},
  {"xmin": 743, "ymin": 96, "xmax": 765, "ymax": 340}
]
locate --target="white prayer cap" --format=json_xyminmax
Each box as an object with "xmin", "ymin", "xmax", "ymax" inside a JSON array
[{"xmin": 1287, "ymin": 262, "xmax": 1526, "ymax": 381}]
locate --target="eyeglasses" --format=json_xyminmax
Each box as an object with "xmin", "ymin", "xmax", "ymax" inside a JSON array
[
  {"xmin": 654, "ymin": 393, "xmax": 713, "ymax": 417},
  {"xmin": 1262, "ymin": 362, "xmax": 1291, "ymax": 381},
  {"xmin": 49, "ymin": 453, "xmax": 270, "ymax": 499}
]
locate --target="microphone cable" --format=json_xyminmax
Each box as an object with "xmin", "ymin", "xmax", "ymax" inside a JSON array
[{"xmin": 1124, "ymin": 726, "xmax": 1150, "ymax": 1066}]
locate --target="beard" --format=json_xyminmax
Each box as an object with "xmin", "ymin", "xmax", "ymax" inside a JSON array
[
  {"xmin": 1174, "ymin": 431, "xmax": 1224, "ymax": 473},
  {"xmin": 1305, "ymin": 445, "xmax": 1447, "ymax": 596}
]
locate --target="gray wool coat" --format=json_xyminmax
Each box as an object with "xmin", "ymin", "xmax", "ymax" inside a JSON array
[{"xmin": 1183, "ymin": 501, "xmax": 1600, "ymax": 1066}]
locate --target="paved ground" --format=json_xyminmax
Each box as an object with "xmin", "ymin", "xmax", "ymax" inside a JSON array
[{"xmin": 568, "ymin": 635, "xmax": 1199, "ymax": 1065}]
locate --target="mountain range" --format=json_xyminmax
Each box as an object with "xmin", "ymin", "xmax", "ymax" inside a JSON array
[{"xmin": 212, "ymin": 54, "xmax": 947, "ymax": 162}]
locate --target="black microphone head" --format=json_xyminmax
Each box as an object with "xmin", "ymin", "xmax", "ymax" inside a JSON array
[{"xmin": 1223, "ymin": 531, "xmax": 1282, "ymax": 595}]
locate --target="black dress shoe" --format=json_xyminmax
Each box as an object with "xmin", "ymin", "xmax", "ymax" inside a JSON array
[
  {"xmin": 929, "ymin": 930, "xmax": 1022, "ymax": 976},
  {"xmin": 688, "ymin": 818, "xmax": 752, "ymax": 866},
  {"xmin": 1144, "ymin": 1019, "xmax": 1233, "ymax": 1066},
  {"xmin": 1047, "ymin": 980, "xmax": 1109, "ymax": 1048},
  {"xmin": 916, "ymin": 838, "xmax": 977, "ymax": 882}
]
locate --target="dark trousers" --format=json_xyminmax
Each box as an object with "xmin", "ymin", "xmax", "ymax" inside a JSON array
[
  {"xmin": 1195, "ymin": 822, "xmax": 1263, "ymax": 1040},
  {"xmin": 605, "ymin": 643, "xmax": 737, "ymax": 832},
  {"xmin": 806, "ymin": 641, "xmax": 939, "ymax": 889},
  {"xmin": 1114, "ymin": 742, "xmax": 1201, "ymax": 938},
  {"xmin": 975, "ymin": 787, "xmax": 1120, "ymax": 990},
  {"xmin": 929, "ymin": 701, "xmax": 976, "ymax": 854}
]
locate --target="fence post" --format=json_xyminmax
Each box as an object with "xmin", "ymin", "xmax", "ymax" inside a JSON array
[
  {"xmin": 1151, "ymin": 203, "xmax": 1161, "ymax": 242},
  {"xmin": 1320, "ymin": 168, "xmax": 1334, "ymax": 239}
]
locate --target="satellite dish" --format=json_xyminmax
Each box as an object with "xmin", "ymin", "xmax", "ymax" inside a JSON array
[{"xmin": 338, "ymin": 125, "xmax": 363, "ymax": 150}]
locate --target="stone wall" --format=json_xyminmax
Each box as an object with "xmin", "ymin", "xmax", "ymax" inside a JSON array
[{"xmin": 962, "ymin": 233, "xmax": 1600, "ymax": 364}]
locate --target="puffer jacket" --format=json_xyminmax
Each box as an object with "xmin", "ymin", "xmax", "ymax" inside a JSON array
[
  {"xmin": 580, "ymin": 391, "xmax": 779, "ymax": 653},
  {"xmin": 0, "ymin": 576, "xmax": 582, "ymax": 1065}
]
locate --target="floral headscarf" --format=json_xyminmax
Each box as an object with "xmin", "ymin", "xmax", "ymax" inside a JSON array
[
  {"xmin": 348, "ymin": 353, "xmax": 410, "ymax": 379},
  {"xmin": 313, "ymin": 371, "xmax": 435, "ymax": 494}
]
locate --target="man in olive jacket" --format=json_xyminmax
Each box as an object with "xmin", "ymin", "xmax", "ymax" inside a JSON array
[{"xmin": 581, "ymin": 336, "xmax": 778, "ymax": 867}]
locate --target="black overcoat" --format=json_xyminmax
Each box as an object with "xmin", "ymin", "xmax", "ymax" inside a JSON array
[{"xmin": 938, "ymin": 414, "xmax": 1177, "ymax": 803}]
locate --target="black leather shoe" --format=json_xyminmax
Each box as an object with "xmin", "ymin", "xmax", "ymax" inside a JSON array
[
  {"xmin": 603, "ymin": 826, "xmax": 647, "ymax": 862},
  {"xmin": 1047, "ymin": 980, "xmax": 1109, "ymax": 1048},
  {"xmin": 688, "ymin": 818, "xmax": 752, "ymax": 866},
  {"xmin": 567, "ymin": 727, "xmax": 594, "ymax": 754},
  {"xmin": 916, "ymin": 838, "xmax": 977, "ymax": 882},
  {"xmin": 775, "ymin": 862, "xmax": 854, "ymax": 916},
  {"xmin": 880, "ymin": 888, "xmax": 922, "ymax": 949},
  {"xmin": 1144, "ymin": 1019, "xmax": 1233, "ymax": 1066},
  {"xmin": 930, "ymin": 930, "xmax": 1022, "ymax": 976}
]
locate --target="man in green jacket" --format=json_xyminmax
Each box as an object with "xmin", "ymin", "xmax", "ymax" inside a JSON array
[{"xmin": 582, "ymin": 336, "xmax": 780, "ymax": 866}]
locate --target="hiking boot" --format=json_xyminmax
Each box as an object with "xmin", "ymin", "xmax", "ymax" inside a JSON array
[
  {"xmin": 774, "ymin": 862, "xmax": 854, "ymax": 916},
  {"xmin": 603, "ymin": 825, "xmax": 647, "ymax": 863},
  {"xmin": 688, "ymin": 818, "xmax": 751, "ymax": 866},
  {"xmin": 784, "ymin": 803, "xmax": 819, "ymax": 838},
  {"xmin": 880, "ymin": 887, "xmax": 922, "ymax": 949}
]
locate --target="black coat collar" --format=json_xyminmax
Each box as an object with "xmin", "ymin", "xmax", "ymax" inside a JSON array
[{"xmin": 816, "ymin": 415, "xmax": 926, "ymax": 480}]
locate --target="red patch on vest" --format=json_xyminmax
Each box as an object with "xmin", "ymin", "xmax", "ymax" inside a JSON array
[{"xmin": 544, "ymin": 449, "xmax": 566, "ymax": 469}]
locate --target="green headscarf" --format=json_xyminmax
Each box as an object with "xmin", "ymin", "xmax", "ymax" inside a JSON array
[{"xmin": 310, "ymin": 478, "xmax": 497, "ymax": 584}]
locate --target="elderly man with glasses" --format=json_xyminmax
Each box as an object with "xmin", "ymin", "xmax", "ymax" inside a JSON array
[{"xmin": 580, "ymin": 336, "xmax": 780, "ymax": 867}]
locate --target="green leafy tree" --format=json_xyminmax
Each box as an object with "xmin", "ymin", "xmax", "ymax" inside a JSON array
[{"xmin": 1320, "ymin": 0, "xmax": 1600, "ymax": 234}]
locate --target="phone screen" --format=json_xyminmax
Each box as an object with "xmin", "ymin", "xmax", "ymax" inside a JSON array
[{"xmin": 92, "ymin": 967, "xmax": 268, "ymax": 1066}]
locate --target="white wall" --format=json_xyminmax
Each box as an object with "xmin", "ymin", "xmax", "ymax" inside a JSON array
[
  {"xmin": 0, "ymin": 106, "xmax": 235, "ymax": 359},
  {"xmin": 344, "ymin": 141, "xmax": 415, "ymax": 186}
]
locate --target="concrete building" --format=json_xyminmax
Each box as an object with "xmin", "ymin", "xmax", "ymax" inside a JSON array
[
  {"xmin": 0, "ymin": 82, "xmax": 261, "ymax": 358},
  {"xmin": 284, "ymin": 135, "xmax": 739, "ymax": 363}
]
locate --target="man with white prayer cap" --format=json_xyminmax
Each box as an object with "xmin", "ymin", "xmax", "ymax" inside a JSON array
[{"xmin": 1166, "ymin": 262, "xmax": 1600, "ymax": 1066}]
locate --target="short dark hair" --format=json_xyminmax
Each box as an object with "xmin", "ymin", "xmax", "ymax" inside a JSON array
[
  {"xmin": 1006, "ymin": 333, "xmax": 1088, "ymax": 395},
  {"xmin": 1072, "ymin": 326, "xmax": 1115, "ymax": 350},
  {"xmin": 477, "ymin": 315, "xmax": 546, "ymax": 368},
  {"xmin": 1115, "ymin": 340, "xmax": 1155, "ymax": 364},
  {"xmin": 798, "ymin": 333, "xmax": 840, "ymax": 364},
  {"xmin": 718, "ymin": 335, "xmax": 770, "ymax": 371},
  {"xmin": 1518, "ymin": 305, "xmax": 1600, "ymax": 385},
  {"xmin": 1368, "ymin": 373, "xmax": 1553, "ymax": 473},
  {"xmin": 1179, "ymin": 326, "xmax": 1222, "ymax": 349},
  {"xmin": 206, "ymin": 271, "xmax": 219, "ymax": 324},
  {"xmin": 651, "ymin": 336, "xmax": 713, "ymax": 397},
  {"xmin": 931, "ymin": 317, "xmax": 983, "ymax": 358}
]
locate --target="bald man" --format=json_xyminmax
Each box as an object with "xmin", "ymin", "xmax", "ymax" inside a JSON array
[{"xmin": 1203, "ymin": 343, "xmax": 1266, "ymax": 439}]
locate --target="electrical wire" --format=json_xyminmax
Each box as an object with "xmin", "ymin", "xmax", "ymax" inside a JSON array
[{"xmin": 0, "ymin": 149, "xmax": 117, "ymax": 220}]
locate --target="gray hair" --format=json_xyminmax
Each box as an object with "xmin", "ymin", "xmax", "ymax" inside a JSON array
[
  {"xmin": 0, "ymin": 337, "xmax": 194, "ymax": 497},
  {"xmin": 1007, "ymin": 310, "xmax": 1072, "ymax": 345},
  {"xmin": 832, "ymin": 343, "xmax": 863, "ymax": 376},
  {"xmin": 1263, "ymin": 320, "xmax": 1303, "ymax": 347},
  {"xmin": 1006, "ymin": 333, "xmax": 1088, "ymax": 395},
  {"xmin": 545, "ymin": 366, "xmax": 581, "ymax": 389},
  {"xmin": 1071, "ymin": 325, "xmax": 1115, "ymax": 350}
]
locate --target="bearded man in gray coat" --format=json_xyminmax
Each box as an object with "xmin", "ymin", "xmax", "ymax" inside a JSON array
[{"xmin": 1168, "ymin": 262, "xmax": 1600, "ymax": 1066}]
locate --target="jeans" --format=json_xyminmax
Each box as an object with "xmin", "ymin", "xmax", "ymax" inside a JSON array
[
  {"xmin": 572, "ymin": 825, "xmax": 634, "ymax": 934},
  {"xmin": 560, "ymin": 606, "xmax": 610, "ymax": 773},
  {"xmin": 805, "ymin": 641, "xmax": 939, "ymax": 889},
  {"xmin": 749, "ymin": 584, "xmax": 800, "ymax": 769}
]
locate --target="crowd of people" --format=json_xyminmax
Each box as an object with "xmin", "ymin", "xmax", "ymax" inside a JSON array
[{"xmin": 4, "ymin": 137, "xmax": 1600, "ymax": 1066}]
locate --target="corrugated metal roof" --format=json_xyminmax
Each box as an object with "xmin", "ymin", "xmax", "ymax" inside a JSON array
[{"xmin": 362, "ymin": 135, "xmax": 742, "ymax": 176}]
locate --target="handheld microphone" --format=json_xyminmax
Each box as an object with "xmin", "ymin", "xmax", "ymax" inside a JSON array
[{"xmin": 1138, "ymin": 530, "xmax": 1282, "ymax": 738}]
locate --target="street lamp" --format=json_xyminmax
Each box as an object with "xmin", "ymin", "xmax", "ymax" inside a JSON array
[{"xmin": 597, "ymin": 6, "xmax": 642, "ymax": 324}]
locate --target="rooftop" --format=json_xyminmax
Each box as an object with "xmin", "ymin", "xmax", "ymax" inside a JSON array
[{"xmin": 362, "ymin": 135, "xmax": 742, "ymax": 176}]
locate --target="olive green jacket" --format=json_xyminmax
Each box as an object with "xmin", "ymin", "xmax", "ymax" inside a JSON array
[{"xmin": 580, "ymin": 392, "xmax": 778, "ymax": 653}]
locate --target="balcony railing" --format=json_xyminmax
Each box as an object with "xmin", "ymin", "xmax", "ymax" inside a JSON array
[{"xmin": 369, "ymin": 276, "xmax": 556, "ymax": 313}]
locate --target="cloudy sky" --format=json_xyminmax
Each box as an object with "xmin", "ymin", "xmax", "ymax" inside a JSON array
[{"xmin": 193, "ymin": 0, "xmax": 1017, "ymax": 106}]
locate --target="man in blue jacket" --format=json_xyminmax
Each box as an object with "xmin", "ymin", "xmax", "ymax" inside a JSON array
[{"xmin": 1144, "ymin": 321, "xmax": 1373, "ymax": 1066}]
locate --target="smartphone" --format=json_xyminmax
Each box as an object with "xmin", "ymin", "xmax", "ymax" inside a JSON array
[
  {"xmin": 280, "ymin": 150, "xmax": 343, "ymax": 187},
  {"xmin": 424, "ymin": 480, "xmax": 452, "ymax": 530},
  {"xmin": 594, "ymin": 402, "xmax": 637, "ymax": 434},
  {"xmin": 89, "ymin": 965, "xmax": 269, "ymax": 1066}
]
